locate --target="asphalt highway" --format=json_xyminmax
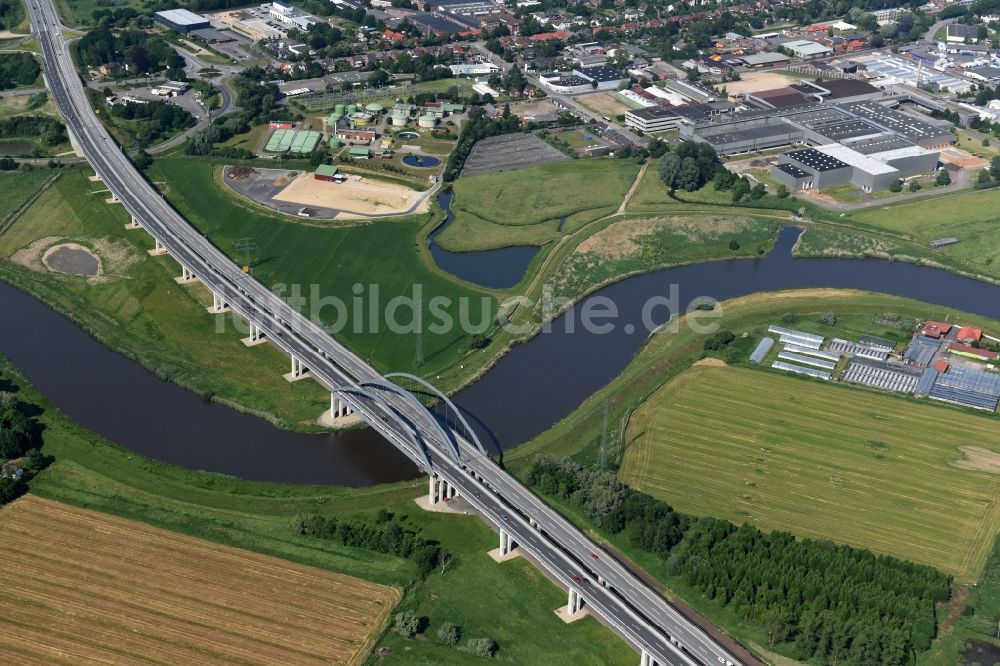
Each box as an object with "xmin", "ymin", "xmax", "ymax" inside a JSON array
[{"xmin": 28, "ymin": 3, "xmax": 744, "ymax": 663}]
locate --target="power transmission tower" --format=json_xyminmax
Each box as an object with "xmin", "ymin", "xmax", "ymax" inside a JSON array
[{"xmin": 235, "ymin": 237, "xmax": 256, "ymax": 274}]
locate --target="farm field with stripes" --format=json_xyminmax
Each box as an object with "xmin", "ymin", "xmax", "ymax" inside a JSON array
[
  {"xmin": 0, "ymin": 496, "xmax": 399, "ymax": 665},
  {"xmin": 620, "ymin": 364, "xmax": 1000, "ymax": 581}
]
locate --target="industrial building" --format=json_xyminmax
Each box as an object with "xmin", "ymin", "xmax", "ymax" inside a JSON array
[
  {"xmin": 781, "ymin": 39, "xmax": 832, "ymax": 59},
  {"xmin": 154, "ymin": 8, "xmax": 211, "ymax": 33},
  {"xmin": 624, "ymin": 106, "xmax": 683, "ymax": 133},
  {"xmin": 539, "ymin": 65, "xmax": 627, "ymax": 93}
]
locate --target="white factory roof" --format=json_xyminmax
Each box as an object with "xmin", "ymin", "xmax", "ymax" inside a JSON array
[
  {"xmin": 155, "ymin": 8, "xmax": 208, "ymax": 25},
  {"xmin": 869, "ymin": 145, "xmax": 937, "ymax": 163},
  {"xmin": 815, "ymin": 143, "xmax": 897, "ymax": 175},
  {"xmin": 783, "ymin": 39, "xmax": 833, "ymax": 56}
]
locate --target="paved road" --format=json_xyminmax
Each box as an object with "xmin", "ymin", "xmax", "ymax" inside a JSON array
[{"xmin": 30, "ymin": 3, "xmax": 746, "ymax": 664}]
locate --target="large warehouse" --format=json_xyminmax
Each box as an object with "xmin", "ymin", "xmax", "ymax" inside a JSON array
[{"xmin": 154, "ymin": 8, "xmax": 211, "ymax": 33}]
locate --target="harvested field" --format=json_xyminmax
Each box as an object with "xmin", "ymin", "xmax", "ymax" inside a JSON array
[
  {"xmin": 720, "ymin": 71, "xmax": 804, "ymax": 95},
  {"xmin": 620, "ymin": 365, "xmax": 1000, "ymax": 581},
  {"xmin": 461, "ymin": 133, "xmax": 567, "ymax": 176},
  {"xmin": 577, "ymin": 91, "xmax": 632, "ymax": 116},
  {"xmin": 0, "ymin": 496, "xmax": 399, "ymax": 665}
]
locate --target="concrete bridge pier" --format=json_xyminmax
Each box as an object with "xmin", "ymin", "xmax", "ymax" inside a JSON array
[
  {"xmin": 175, "ymin": 264, "xmax": 197, "ymax": 284},
  {"xmin": 124, "ymin": 215, "xmax": 142, "ymax": 230},
  {"xmin": 640, "ymin": 651, "xmax": 653, "ymax": 666},
  {"xmin": 241, "ymin": 322, "xmax": 266, "ymax": 347},
  {"xmin": 147, "ymin": 238, "xmax": 167, "ymax": 256},
  {"xmin": 567, "ymin": 587, "xmax": 583, "ymax": 615},
  {"xmin": 329, "ymin": 394, "xmax": 353, "ymax": 419},
  {"xmin": 499, "ymin": 529, "xmax": 515, "ymax": 556},
  {"xmin": 207, "ymin": 291, "xmax": 228, "ymax": 314},
  {"xmin": 428, "ymin": 475, "xmax": 439, "ymax": 504},
  {"xmin": 285, "ymin": 355, "xmax": 307, "ymax": 380}
]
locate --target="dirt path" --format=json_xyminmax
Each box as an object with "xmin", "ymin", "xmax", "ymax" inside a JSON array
[{"xmin": 618, "ymin": 159, "xmax": 648, "ymax": 214}]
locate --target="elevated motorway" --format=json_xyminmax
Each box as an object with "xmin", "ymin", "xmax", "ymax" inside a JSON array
[{"xmin": 28, "ymin": 3, "xmax": 747, "ymax": 664}]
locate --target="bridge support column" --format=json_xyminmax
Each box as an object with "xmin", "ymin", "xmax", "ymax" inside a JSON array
[
  {"xmin": 241, "ymin": 322, "xmax": 267, "ymax": 347},
  {"xmin": 207, "ymin": 291, "xmax": 228, "ymax": 314},
  {"xmin": 499, "ymin": 529, "xmax": 515, "ymax": 556},
  {"xmin": 567, "ymin": 587, "xmax": 583, "ymax": 615},
  {"xmin": 147, "ymin": 238, "xmax": 167, "ymax": 256},
  {"xmin": 640, "ymin": 650, "xmax": 652, "ymax": 666},
  {"xmin": 106, "ymin": 193, "xmax": 120, "ymax": 205},
  {"xmin": 328, "ymin": 393, "xmax": 353, "ymax": 419},
  {"xmin": 529, "ymin": 517, "xmax": 538, "ymax": 529},
  {"xmin": 174, "ymin": 264, "xmax": 196, "ymax": 284},
  {"xmin": 448, "ymin": 482, "xmax": 456, "ymax": 499},
  {"xmin": 124, "ymin": 215, "xmax": 142, "ymax": 230},
  {"xmin": 428, "ymin": 475, "xmax": 438, "ymax": 504}
]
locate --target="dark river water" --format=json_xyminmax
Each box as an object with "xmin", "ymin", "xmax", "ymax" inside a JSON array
[
  {"xmin": 5, "ymin": 226, "xmax": 1000, "ymax": 485},
  {"xmin": 427, "ymin": 190, "xmax": 540, "ymax": 290}
]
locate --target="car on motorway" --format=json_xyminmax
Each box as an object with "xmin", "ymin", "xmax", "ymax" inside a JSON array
[
  {"xmin": 590, "ymin": 552, "xmax": 599, "ymax": 560},
  {"xmin": 571, "ymin": 575, "xmax": 582, "ymax": 584}
]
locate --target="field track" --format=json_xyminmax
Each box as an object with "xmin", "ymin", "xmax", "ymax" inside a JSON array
[
  {"xmin": 620, "ymin": 365, "xmax": 1000, "ymax": 581},
  {"xmin": 0, "ymin": 496, "xmax": 399, "ymax": 665}
]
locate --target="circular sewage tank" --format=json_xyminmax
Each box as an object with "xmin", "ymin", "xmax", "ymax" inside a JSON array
[
  {"xmin": 346, "ymin": 103, "xmax": 358, "ymax": 115},
  {"xmin": 365, "ymin": 103, "xmax": 384, "ymax": 114},
  {"xmin": 402, "ymin": 155, "xmax": 441, "ymax": 168},
  {"xmin": 350, "ymin": 112, "xmax": 372, "ymax": 127},
  {"xmin": 334, "ymin": 103, "xmax": 346, "ymax": 117},
  {"xmin": 396, "ymin": 130, "xmax": 419, "ymax": 139},
  {"xmin": 417, "ymin": 114, "xmax": 437, "ymax": 128},
  {"xmin": 389, "ymin": 112, "xmax": 408, "ymax": 126}
]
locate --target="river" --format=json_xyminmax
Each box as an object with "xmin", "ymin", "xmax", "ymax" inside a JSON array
[{"xmin": 5, "ymin": 227, "xmax": 1000, "ymax": 485}]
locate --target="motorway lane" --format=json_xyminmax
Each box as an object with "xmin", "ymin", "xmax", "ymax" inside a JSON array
[{"xmin": 31, "ymin": 2, "xmax": 743, "ymax": 663}]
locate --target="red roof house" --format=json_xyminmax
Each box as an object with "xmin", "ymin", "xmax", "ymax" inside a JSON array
[
  {"xmin": 921, "ymin": 321, "xmax": 952, "ymax": 339},
  {"xmin": 956, "ymin": 326, "xmax": 983, "ymax": 343},
  {"xmin": 934, "ymin": 359, "xmax": 950, "ymax": 373}
]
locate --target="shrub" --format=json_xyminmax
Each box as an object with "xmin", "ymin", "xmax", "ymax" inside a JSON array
[
  {"xmin": 437, "ymin": 622, "xmax": 461, "ymax": 646},
  {"xmin": 393, "ymin": 611, "xmax": 421, "ymax": 638},
  {"xmin": 704, "ymin": 329, "xmax": 736, "ymax": 351},
  {"xmin": 819, "ymin": 312, "xmax": 838, "ymax": 326},
  {"xmin": 466, "ymin": 637, "xmax": 497, "ymax": 658},
  {"xmin": 782, "ymin": 312, "xmax": 798, "ymax": 324},
  {"xmin": 728, "ymin": 239, "xmax": 740, "ymax": 251}
]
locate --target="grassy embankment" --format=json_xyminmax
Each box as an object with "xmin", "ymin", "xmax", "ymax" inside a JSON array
[
  {"xmin": 620, "ymin": 364, "xmax": 1000, "ymax": 582},
  {"xmin": 0, "ymin": 168, "xmax": 55, "ymax": 224},
  {"xmin": 507, "ymin": 289, "xmax": 1000, "ymax": 662},
  {"xmin": 0, "ymin": 167, "xmax": 332, "ymax": 430},
  {"xmin": 1, "ymin": 356, "xmax": 634, "ymax": 665}
]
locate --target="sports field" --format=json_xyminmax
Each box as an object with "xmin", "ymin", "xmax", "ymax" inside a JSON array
[
  {"xmin": 0, "ymin": 495, "xmax": 398, "ymax": 665},
  {"xmin": 620, "ymin": 364, "xmax": 1000, "ymax": 581}
]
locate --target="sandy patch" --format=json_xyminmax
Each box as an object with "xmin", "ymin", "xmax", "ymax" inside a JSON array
[
  {"xmin": 42, "ymin": 242, "xmax": 102, "ymax": 276},
  {"xmin": 721, "ymin": 71, "xmax": 804, "ymax": 95},
  {"xmin": 0, "ymin": 31, "xmax": 27, "ymax": 39},
  {"xmin": 939, "ymin": 148, "xmax": 988, "ymax": 169},
  {"xmin": 272, "ymin": 171, "xmax": 426, "ymax": 217},
  {"xmin": 11, "ymin": 236, "xmax": 140, "ymax": 284},
  {"xmin": 950, "ymin": 446, "xmax": 1000, "ymax": 474},
  {"xmin": 179, "ymin": 38, "xmax": 213, "ymax": 58},
  {"xmin": 694, "ymin": 357, "xmax": 728, "ymax": 367}
]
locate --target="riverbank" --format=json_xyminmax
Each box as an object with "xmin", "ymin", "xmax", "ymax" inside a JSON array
[
  {"xmin": 504, "ymin": 289, "xmax": 1000, "ymax": 664},
  {"xmin": 0, "ymin": 355, "xmax": 635, "ymax": 665}
]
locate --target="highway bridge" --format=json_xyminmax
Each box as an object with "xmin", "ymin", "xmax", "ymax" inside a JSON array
[{"xmin": 27, "ymin": 3, "xmax": 746, "ymax": 664}]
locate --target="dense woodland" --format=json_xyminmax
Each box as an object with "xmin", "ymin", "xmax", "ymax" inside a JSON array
[
  {"xmin": 0, "ymin": 116, "xmax": 66, "ymax": 147},
  {"xmin": 527, "ymin": 456, "xmax": 950, "ymax": 664},
  {"xmin": 77, "ymin": 27, "xmax": 183, "ymax": 75},
  {"xmin": 0, "ymin": 53, "xmax": 40, "ymax": 91},
  {"xmin": 109, "ymin": 100, "xmax": 195, "ymax": 146},
  {"xmin": 0, "ymin": 383, "xmax": 46, "ymax": 505},
  {"xmin": 0, "ymin": 0, "xmax": 24, "ymax": 31}
]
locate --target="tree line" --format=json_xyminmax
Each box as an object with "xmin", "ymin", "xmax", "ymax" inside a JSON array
[
  {"xmin": 442, "ymin": 107, "xmax": 523, "ymax": 182},
  {"xmin": 110, "ymin": 100, "xmax": 194, "ymax": 147},
  {"xmin": 294, "ymin": 510, "xmax": 449, "ymax": 578},
  {"xmin": 77, "ymin": 27, "xmax": 182, "ymax": 75},
  {"xmin": 526, "ymin": 456, "xmax": 949, "ymax": 664}
]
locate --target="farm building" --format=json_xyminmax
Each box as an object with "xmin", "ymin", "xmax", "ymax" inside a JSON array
[
  {"xmin": 921, "ymin": 321, "xmax": 952, "ymax": 339},
  {"xmin": 948, "ymin": 344, "xmax": 998, "ymax": 362},
  {"xmin": 349, "ymin": 146, "xmax": 371, "ymax": 159},
  {"xmin": 956, "ymin": 326, "xmax": 983, "ymax": 343},
  {"xmin": 314, "ymin": 164, "xmax": 338, "ymax": 181},
  {"xmin": 336, "ymin": 128, "xmax": 376, "ymax": 142},
  {"xmin": 154, "ymin": 8, "xmax": 211, "ymax": 33}
]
